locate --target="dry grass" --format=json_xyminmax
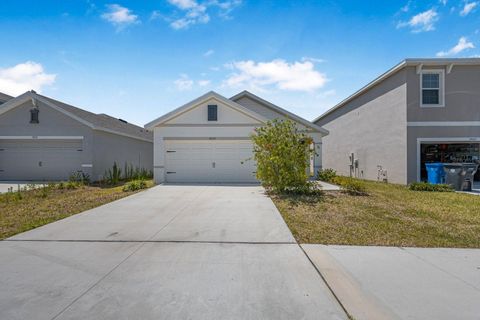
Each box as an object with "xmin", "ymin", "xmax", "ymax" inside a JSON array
[
  {"xmin": 272, "ymin": 180, "xmax": 480, "ymax": 248},
  {"xmin": 0, "ymin": 181, "xmax": 154, "ymax": 240}
]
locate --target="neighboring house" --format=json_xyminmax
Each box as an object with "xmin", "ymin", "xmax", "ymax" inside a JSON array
[
  {"xmin": 145, "ymin": 90, "xmax": 328, "ymax": 184},
  {"xmin": 0, "ymin": 92, "xmax": 13, "ymax": 105},
  {"xmin": 314, "ymin": 58, "xmax": 480, "ymax": 184},
  {"xmin": 0, "ymin": 90, "xmax": 153, "ymax": 181}
]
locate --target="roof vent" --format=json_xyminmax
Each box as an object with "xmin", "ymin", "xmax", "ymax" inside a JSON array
[{"xmin": 118, "ymin": 119, "xmax": 128, "ymax": 124}]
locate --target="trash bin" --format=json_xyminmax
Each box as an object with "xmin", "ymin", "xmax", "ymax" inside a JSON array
[
  {"xmin": 462, "ymin": 163, "xmax": 479, "ymax": 191},
  {"xmin": 425, "ymin": 163, "xmax": 445, "ymax": 184},
  {"xmin": 443, "ymin": 163, "xmax": 466, "ymax": 191}
]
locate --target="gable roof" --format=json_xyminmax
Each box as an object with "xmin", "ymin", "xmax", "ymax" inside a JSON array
[
  {"xmin": 0, "ymin": 91, "xmax": 152, "ymax": 142},
  {"xmin": 144, "ymin": 91, "xmax": 268, "ymax": 129},
  {"xmin": 0, "ymin": 92, "xmax": 13, "ymax": 103},
  {"xmin": 313, "ymin": 58, "xmax": 480, "ymax": 123},
  {"xmin": 230, "ymin": 90, "xmax": 329, "ymax": 135}
]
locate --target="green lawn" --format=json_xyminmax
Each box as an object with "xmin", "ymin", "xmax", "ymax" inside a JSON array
[
  {"xmin": 272, "ymin": 180, "xmax": 480, "ymax": 248},
  {"xmin": 0, "ymin": 181, "xmax": 154, "ymax": 240}
]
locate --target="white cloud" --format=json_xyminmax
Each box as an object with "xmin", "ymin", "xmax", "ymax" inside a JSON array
[
  {"xmin": 0, "ymin": 61, "xmax": 56, "ymax": 96},
  {"xmin": 397, "ymin": 8, "xmax": 438, "ymax": 32},
  {"xmin": 460, "ymin": 1, "xmax": 478, "ymax": 16},
  {"xmin": 174, "ymin": 74, "xmax": 194, "ymax": 90},
  {"xmin": 101, "ymin": 4, "xmax": 139, "ymax": 30},
  {"xmin": 224, "ymin": 59, "xmax": 328, "ymax": 92},
  {"xmin": 198, "ymin": 79, "xmax": 211, "ymax": 86},
  {"xmin": 166, "ymin": 0, "xmax": 241, "ymax": 29},
  {"xmin": 439, "ymin": 0, "xmax": 448, "ymax": 5},
  {"xmin": 203, "ymin": 49, "xmax": 214, "ymax": 57},
  {"xmin": 436, "ymin": 36, "xmax": 475, "ymax": 56}
]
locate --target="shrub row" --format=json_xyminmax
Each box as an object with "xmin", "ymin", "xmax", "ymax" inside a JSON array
[{"xmin": 408, "ymin": 182, "xmax": 454, "ymax": 192}]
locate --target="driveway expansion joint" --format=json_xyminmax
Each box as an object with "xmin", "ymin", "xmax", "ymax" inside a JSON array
[{"xmin": 3, "ymin": 239, "xmax": 297, "ymax": 245}]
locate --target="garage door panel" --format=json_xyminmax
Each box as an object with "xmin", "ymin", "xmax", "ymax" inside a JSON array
[
  {"xmin": 0, "ymin": 139, "xmax": 83, "ymax": 181},
  {"xmin": 165, "ymin": 140, "xmax": 257, "ymax": 183}
]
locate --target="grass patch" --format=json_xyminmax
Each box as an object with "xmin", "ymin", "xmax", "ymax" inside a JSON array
[
  {"xmin": 0, "ymin": 180, "xmax": 154, "ymax": 240},
  {"xmin": 272, "ymin": 179, "xmax": 480, "ymax": 248}
]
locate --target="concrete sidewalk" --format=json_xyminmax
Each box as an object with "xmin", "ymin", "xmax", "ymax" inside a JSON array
[{"xmin": 303, "ymin": 244, "xmax": 480, "ymax": 320}]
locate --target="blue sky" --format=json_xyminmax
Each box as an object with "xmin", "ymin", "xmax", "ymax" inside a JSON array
[{"xmin": 0, "ymin": 0, "xmax": 479, "ymax": 126}]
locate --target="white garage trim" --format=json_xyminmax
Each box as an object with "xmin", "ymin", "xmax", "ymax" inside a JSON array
[
  {"xmin": 416, "ymin": 137, "xmax": 480, "ymax": 181},
  {"xmin": 164, "ymin": 139, "xmax": 257, "ymax": 183}
]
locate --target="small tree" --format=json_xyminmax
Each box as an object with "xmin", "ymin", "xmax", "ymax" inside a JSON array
[{"xmin": 251, "ymin": 119, "xmax": 314, "ymax": 193}]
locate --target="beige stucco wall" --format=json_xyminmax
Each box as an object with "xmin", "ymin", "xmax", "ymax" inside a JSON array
[
  {"xmin": 315, "ymin": 69, "xmax": 408, "ymax": 184},
  {"xmin": 152, "ymin": 96, "xmax": 323, "ymax": 183},
  {"xmin": 166, "ymin": 98, "xmax": 256, "ymax": 125}
]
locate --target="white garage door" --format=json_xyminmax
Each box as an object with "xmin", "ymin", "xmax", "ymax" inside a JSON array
[
  {"xmin": 0, "ymin": 139, "xmax": 84, "ymax": 181},
  {"xmin": 165, "ymin": 140, "xmax": 257, "ymax": 183}
]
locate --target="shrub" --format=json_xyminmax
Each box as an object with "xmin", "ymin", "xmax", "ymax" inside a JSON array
[
  {"xmin": 122, "ymin": 180, "xmax": 147, "ymax": 192},
  {"xmin": 282, "ymin": 181, "xmax": 324, "ymax": 196},
  {"xmin": 317, "ymin": 168, "xmax": 337, "ymax": 183},
  {"xmin": 333, "ymin": 176, "xmax": 367, "ymax": 195},
  {"xmin": 104, "ymin": 162, "xmax": 122, "ymax": 185},
  {"xmin": 69, "ymin": 171, "xmax": 90, "ymax": 185},
  {"xmin": 123, "ymin": 163, "xmax": 154, "ymax": 181},
  {"xmin": 66, "ymin": 181, "xmax": 81, "ymax": 189},
  {"xmin": 409, "ymin": 182, "xmax": 453, "ymax": 192},
  {"xmin": 251, "ymin": 119, "xmax": 315, "ymax": 194}
]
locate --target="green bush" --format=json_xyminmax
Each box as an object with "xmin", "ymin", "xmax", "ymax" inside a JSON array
[
  {"xmin": 123, "ymin": 163, "xmax": 153, "ymax": 181},
  {"xmin": 251, "ymin": 119, "xmax": 315, "ymax": 194},
  {"xmin": 409, "ymin": 182, "xmax": 454, "ymax": 192},
  {"xmin": 317, "ymin": 168, "xmax": 337, "ymax": 183},
  {"xmin": 104, "ymin": 162, "xmax": 122, "ymax": 185},
  {"xmin": 122, "ymin": 180, "xmax": 147, "ymax": 192},
  {"xmin": 69, "ymin": 171, "xmax": 90, "ymax": 185},
  {"xmin": 66, "ymin": 181, "xmax": 82, "ymax": 189},
  {"xmin": 333, "ymin": 176, "xmax": 367, "ymax": 195}
]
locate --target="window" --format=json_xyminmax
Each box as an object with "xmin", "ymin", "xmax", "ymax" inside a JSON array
[
  {"xmin": 208, "ymin": 104, "xmax": 217, "ymax": 121},
  {"xmin": 30, "ymin": 108, "xmax": 39, "ymax": 123},
  {"xmin": 421, "ymin": 70, "xmax": 444, "ymax": 107}
]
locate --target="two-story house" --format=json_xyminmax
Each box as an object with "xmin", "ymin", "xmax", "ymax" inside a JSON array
[{"xmin": 314, "ymin": 58, "xmax": 480, "ymax": 185}]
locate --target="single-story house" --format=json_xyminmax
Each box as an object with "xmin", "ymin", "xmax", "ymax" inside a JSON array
[
  {"xmin": 0, "ymin": 90, "xmax": 153, "ymax": 181},
  {"xmin": 314, "ymin": 58, "xmax": 480, "ymax": 184},
  {"xmin": 145, "ymin": 90, "xmax": 328, "ymax": 184}
]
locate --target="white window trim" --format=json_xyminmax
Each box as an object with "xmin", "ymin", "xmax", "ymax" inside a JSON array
[{"xmin": 420, "ymin": 69, "xmax": 445, "ymax": 108}]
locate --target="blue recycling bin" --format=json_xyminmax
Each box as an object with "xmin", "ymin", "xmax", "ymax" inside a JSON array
[{"xmin": 425, "ymin": 163, "xmax": 445, "ymax": 184}]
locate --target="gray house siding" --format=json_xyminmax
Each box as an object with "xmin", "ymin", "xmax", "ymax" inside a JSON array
[
  {"xmin": 92, "ymin": 130, "xmax": 153, "ymax": 181},
  {"xmin": 0, "ymin": 100, "xmax": 94, "ymax": 180},
  {"xmin": 0, "ymin": 97, "xmax": 153, "ymax": 181},
  {"xmin": 407, "ymin": 126, "xmax": 480, "ymax": 183},
  {"xmin": 405, "ymin": 65, "xmax": 480, "ymax": 183},
  {"xmin": 233, "ymin": 94, "xmax": 323, "ymax": 172},
  {"xmin": 233, "ymin": 96, "xmax": 287, "ymax": 120},
  {"xmin": 407, "ymin": 65, "xmax": 480, "ymax": 121},
  {"xmin": 316, "ymin": 69, "xmax": 408, "ymax": 184}
]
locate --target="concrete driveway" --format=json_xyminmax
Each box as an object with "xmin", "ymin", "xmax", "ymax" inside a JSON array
[
  {"xmin": 0, "ymin": 185, "xmax": 347, "ymax": 320},
  {"xmin": 0, "ymin": 181, "xmax": 37, "ymax": 193}
]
